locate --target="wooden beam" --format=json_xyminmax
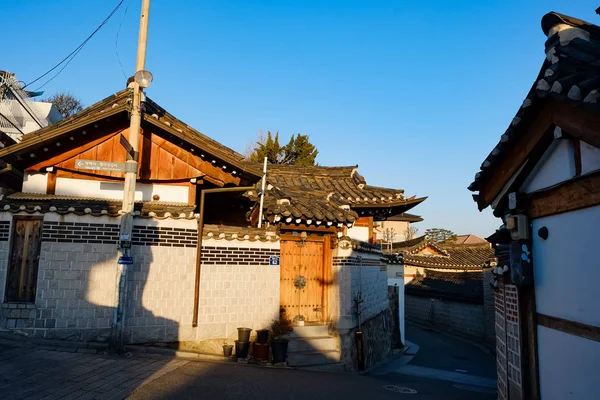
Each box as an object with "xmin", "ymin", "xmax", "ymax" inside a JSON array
[
  {"xmin": 537, "ymin": 313, "xmax": 600, "ymax": 343},
  {"xmin": 479, "ymin": 106, "xmax": 553, "ymax": 208},
  {"xmin": 25, "ymin": 131, "xmax": 121, "ymax": 172},
  {"xmin": 573, "ymin": 138, "xmax": 582, "ymax": 177},
  {"xmin": 188, "ymin": 182, "xmax": 197, "ymax": 205},
  {"xmin": 551, "ymin": 102, "xmax": 600, "ymax": 149},
  {"xmin": 147, "ymin": 133, "xmax": 239, "ymax": 187},
  {"xmin": 528, "ymin": 171, "xmax": 600, "ymax": 218},
  {"xmin": 46, "ymin": 171, "xmax": 57, "ymax": 195},
  {"xmin": 279, "ymin": 224, "xmax": 341, "ymax": 234},
  {"xmin": 322, "ymin": 234, "xmax": 333, "ymax": 323}
]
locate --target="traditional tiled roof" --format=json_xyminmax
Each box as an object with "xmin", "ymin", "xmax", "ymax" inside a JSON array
[
  {"xmin": 468, "ymin": 12, "xmax": 600, "ymax": 209},
  {"xmin": 202, "ymin": 224, "xmax": 279, "ymax": 242},
  {"xmin": 0, "ymin": 89, "xmax": 260, "ymax": 181},
  {"xmin": 0, "ymin": 192, "xmax": 196, "ymax": 219},
  {"xmin": 389, "ymin": 235, "xmax": 495, "ymax": 270},
  {"xmin": 389, "ymin": 235, "xmax": 449, "ymax": 256},
  {"xmin": 405, "ymin": 269, "xmax": 483, "ymax": 304},
  {"xmin": 247, "ymin": 163, "xmax": 426, "ymax": 226},
  {"xmin": 385, "ymin": 212, "xmax": 423, "ymax": 223}
]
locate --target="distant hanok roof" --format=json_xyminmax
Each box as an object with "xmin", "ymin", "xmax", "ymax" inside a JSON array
[
  {"xmin": 468, "ymin": 12, "xmax": 600, "ymax": 213},
  {"xmin": 453, "ymin": 234, "xmax": 487, "ymax": 245},
  {"xmin": 385, "ymin": 212, "xmax": 423, "ymax": 223},
  {"xmin": 0, "ymin": 89, "xmax": 261, "ymax": 184},
  {"xmin": 245, "ymin": 164, "xmax": 426, "ymax": 227},
  {"xmin": 390, "ymin": 235, "xmax": 495, "ymax": 270},
  {"xmin": 405, "ymin": 269, "xmax": 484, "ymax": 304}
]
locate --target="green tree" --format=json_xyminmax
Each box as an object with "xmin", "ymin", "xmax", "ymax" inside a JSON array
[
  {"xmin": 42, "ymin": 92, "xmax": 84, "ymax": 119},
  {"xmin": 248, "ymin": 131, "xmax": 318, "ymax": 166},
  {"xmin": 425, "ymin": 228, "xmax": 457, "ymax": 243}
]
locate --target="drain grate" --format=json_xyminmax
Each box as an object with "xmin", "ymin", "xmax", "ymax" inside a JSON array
[{"xmin": 382, "ymin": 385, "xmax": 418, "ymax": 394}]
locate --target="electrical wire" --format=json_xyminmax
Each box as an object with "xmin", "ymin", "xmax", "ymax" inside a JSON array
[
  {"xmin": 115, "ymin": 0, "xmax": 135, "ymax": 79},
  {"xmin": 24, "ymin": 0, "xmax": 125, "ymax": 90}
]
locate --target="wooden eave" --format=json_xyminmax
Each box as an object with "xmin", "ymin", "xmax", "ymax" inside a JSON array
[
  {"xmin": 0, "ymin": 93, "xmax": 130, "ymax": 163},
  {"xmin": 476, "ymin": 100, "xmax": 600, "ymax": 215},
  {"xmin": 142, "ymin": 115, "xmax": 261, "ymax": 182}
]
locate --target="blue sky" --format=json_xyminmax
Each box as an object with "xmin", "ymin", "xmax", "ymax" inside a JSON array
[{"xmin": 3, "ymin": 1, "xmax": 597, "ymax": 237}]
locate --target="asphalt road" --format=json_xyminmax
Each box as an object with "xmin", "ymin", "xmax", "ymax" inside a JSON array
[
  {"xmin": 128, "ymin": 360, "xmax": 496, "ymax": 399},
  {"xmin": 405, "ymin": 322, "xmax": 497, "ymax": 379}
]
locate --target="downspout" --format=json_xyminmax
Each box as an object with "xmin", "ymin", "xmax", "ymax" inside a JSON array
[{"xmin": 192, "ymin": 186, "xmax": 257, "ymax": 327}]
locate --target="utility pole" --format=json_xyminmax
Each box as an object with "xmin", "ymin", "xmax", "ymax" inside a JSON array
[{"xmin": 112, "ymin": 0, "xmax": 151, "ymax": 354}]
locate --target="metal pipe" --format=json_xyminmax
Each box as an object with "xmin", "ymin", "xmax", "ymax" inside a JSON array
[
  {"xmin": 192, "ymin": 186, "xmax": 256, "ymax": 327},
  {"xmin": 257, "ymin": 157, "xmax": 267, "ymax": 228}
]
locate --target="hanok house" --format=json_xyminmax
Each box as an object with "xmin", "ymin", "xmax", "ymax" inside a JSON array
[
  {"xmin": 387, "ymin": 236, "xmax": 496, "ymax": 345},
  {"xmin": 0, "ymin": 88, "xmax": 424, "ymax": 370},
  {"xmin": 468, "ymin": 12, "xmax": 600, "ymax": 399}
]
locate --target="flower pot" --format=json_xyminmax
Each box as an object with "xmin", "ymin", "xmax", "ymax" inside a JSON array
[
  {"xmin": 235, "ymin": 340, "xmax": 250, "ymax": 359},
  {"xmin": 294, "ymin": 320, "xmax": 305, "ymax": 327},
  {"xmin": 222, "ymin": 345, "xmax": 233, "ymax": 358},
  {"xmin": 252, "ymin": 342, "xmax": 269, "ymax": 361},
  {"xmin": 256, "ymin": 329, "xmax": 269, "ymax": 345},
  {"xmin": 271, "ymin": 339, "xmax": 289, "ymax": 364},
  {"xmin": 237, "ymin": 327, "xmax": 252, "ymax": 342}
]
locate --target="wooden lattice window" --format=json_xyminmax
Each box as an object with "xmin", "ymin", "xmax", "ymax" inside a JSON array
[{"xmin": 5, "ymin": 218, "xmax": 43, "ymax": 303}]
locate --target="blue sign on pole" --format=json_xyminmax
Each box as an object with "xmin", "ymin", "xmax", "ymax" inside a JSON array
[
  {"xmin": 118, "ymin": 256, "xmax": 134, "ymax": 265},
  {"xmin": 269, "ymin": 255, "xmax": 280, "ymax": 266}
]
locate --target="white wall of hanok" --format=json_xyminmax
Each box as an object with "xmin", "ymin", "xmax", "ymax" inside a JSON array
[
  {"xmin": 532, "ymin": 207, "xmax": 600, "ymax": 399},
  {"xmin": 521, "ymin": 136, "xmax": 600, "ymax": 193},
  {"xmin": 332, "ymin": 243, "xmax": 389, "ymax": 330},
  {"xmin": 519, "ymin": 131, "xmax": 600, "ymax": 399},
  {"xmin": 22, "ymin": 173, "xmax": 189, "ymax": 203},
  {"xmin": 346, "ymin": 226, "xmax": 369, "ymax": 242}
]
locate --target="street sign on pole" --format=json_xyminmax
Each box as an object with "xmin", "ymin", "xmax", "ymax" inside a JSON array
[{"xmin": 75, "ymin": 159, "xmax": 136, "ymax": 173}]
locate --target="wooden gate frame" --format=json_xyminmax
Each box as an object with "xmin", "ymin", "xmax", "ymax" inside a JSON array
[{"xmin": 279, "ymin": 234, "xmax": 333, "ymax": 323}]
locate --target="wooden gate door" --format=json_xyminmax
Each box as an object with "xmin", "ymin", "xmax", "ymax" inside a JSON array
[
  {"xmin": 280, "ymin": 237, "xmax": 327, "ymax": 323},
  {"xmin": 6, "ymin": 218, "xmax": 43, "ymax": 303}
]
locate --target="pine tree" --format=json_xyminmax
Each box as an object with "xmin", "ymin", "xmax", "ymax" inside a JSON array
[
  {"xmin": 425, "ymin": 228, "xmax": 457, "ymax": 243},
  {"xmin": 248, "ymin": 132, "xmax": 318, "ymax": 166}
]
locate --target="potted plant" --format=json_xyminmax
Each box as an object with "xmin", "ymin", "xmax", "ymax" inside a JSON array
[
  {"xmin": 293, "ymin": 314, "xmax": 305, "ymax": 327},
  {"xmin": 270, "ymin": 314, "xmax": 294, "ymax": 364},
  {"xmin": 222, "ymin": 341, "xmax": 233, "ymax": 358}
]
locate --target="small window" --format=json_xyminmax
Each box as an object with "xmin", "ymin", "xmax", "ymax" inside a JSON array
[{"xmin": 5, "ymin": 218, "xmax": 43, "ymax": 303}]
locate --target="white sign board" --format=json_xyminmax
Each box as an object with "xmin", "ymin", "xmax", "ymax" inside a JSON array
[{"xmin": 75, "ymin": 159, "xmax": 128, "ymax": 172}]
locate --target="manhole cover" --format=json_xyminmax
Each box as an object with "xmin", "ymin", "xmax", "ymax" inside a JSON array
[
  {"xmin": 452, "ymin": 384, "xmax": 497, "ymax": 394},
  {"xmin": 382, "ymin": 385, "xmax": 418, "ymax": 394}
]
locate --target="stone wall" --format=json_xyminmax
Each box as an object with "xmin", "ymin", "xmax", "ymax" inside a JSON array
[
  {"xmin": 0, "ymin": 212, "xmax": 281, "ymax": 350},
  {"xmin": 339, "ymin": 308, "xmax": 394, "ymax": 371},
  {"xmin": 482, "ymin": 268, "xmax": 496, "ymax": 350},
  {"xmin": 332, "ymin": 239, "xmax": 393, "ymax": 370},
  {"xmin": 0, "ymin": 218, "xmax": 9, "ymax": 303},
  {"xmin": 405, "ymin": 294, "xmax": 485, "ymax": 339}
]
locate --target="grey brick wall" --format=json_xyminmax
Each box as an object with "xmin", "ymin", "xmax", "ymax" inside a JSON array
[
  {"xmin": 482, "ymin": 268, "xmax": 496, "ymax": 350},
  {"xmin": 336, "ymin": 255, "xmax": 389, "ymax": 330},
  {"xmin": 405, "ymin": 294, "xmax": 485, "ymax": 339}
]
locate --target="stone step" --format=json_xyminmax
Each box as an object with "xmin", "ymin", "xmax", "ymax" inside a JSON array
[
  {"xmin": 289, "ymin": 324, "xmax": 329, "ymax": 338},
  {"xmin": 288, "ymin": 336, "xmax": 337, "ymax": 352},
  {"xmin": 287, "ymin": 350, "xmax": 341, "ymax": 367}
]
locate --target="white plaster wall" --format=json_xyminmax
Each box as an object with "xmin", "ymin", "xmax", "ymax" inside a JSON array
[
  {"xmin": 537, "ymin": 325, "xmax": 600, "ymax": 400},
  {"xmin": 335, "ymin": 248, "xmax": 388, "ymax": 329},
  {"xmin": 22, "ymin": 172, "xmax": 48, "ymax": 194},
  {"xmin": 55, "ymin": 177, "xmax": 188, "ymax": 203},
  {"xmin": 580, "ymin": 140, "xmax": 600, "ymax": 175},
  {"xmin": 532, "ymin": 206, "xmax": 600, "ymax": 327},
  {"xmin": 376, "ymin": 221, "xmax": 410, "ymax": 242},
  {"xmin": 347, "ymin": 226, "xmax": 369, "ymax": 242},
  {"xmin": 522, "ymin": 139, "xmax": 575, "ymax": 193}
]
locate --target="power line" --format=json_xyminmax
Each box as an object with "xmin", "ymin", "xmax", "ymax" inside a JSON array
[
  {"xmin": 24, "ymin": 0, "xmax": 125, "ymax": 90},
  {"xmin": 115, "ymin": 0, "xmax": 135, "ymax": 79}
]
